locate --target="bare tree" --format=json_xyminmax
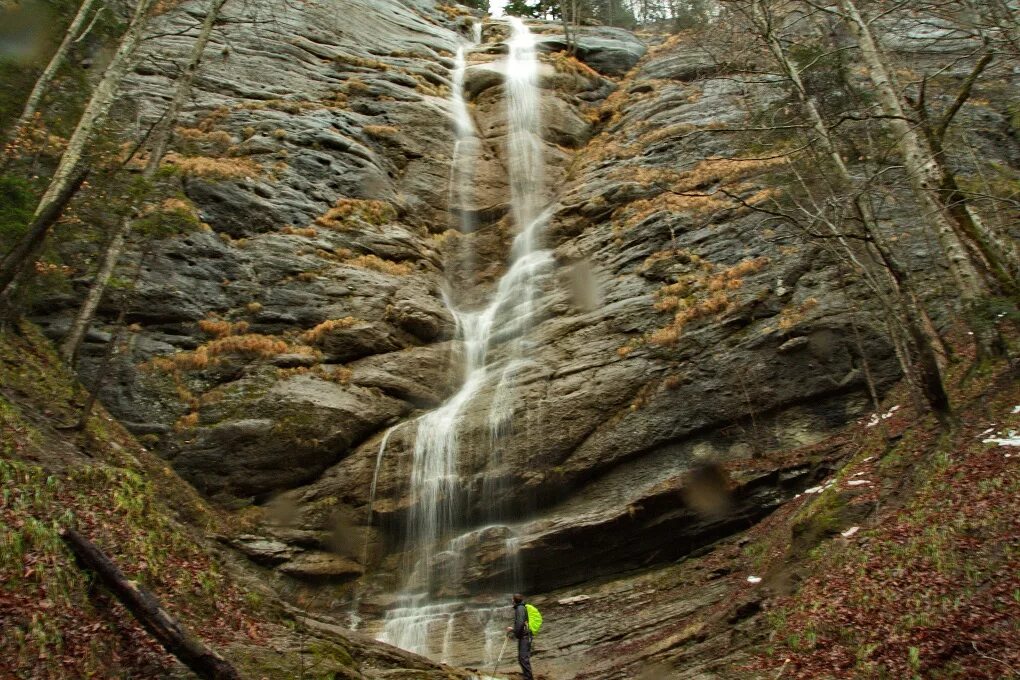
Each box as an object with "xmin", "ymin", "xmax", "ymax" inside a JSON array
[
  {"xmin": 8, "ymin": 0, "xmax": 104, "ymax": 144},
  {"xmin": 735, "ymin": 0, "xmax": 953, "ymax": 417},
  {"xmin": 835, "ymin": 0, "xmax": 988, "ymax": 303},
  {"xmin": 0, "ymin": 0, "xmax": 159, "ymax": 311},
  {"xmin": 60, "ymin": 0, "xmax": 231, "ymax": 363}
]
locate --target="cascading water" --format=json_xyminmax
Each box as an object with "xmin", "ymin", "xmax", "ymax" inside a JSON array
[
  {"xmin": 379, "ymin": 17, "xmax": 553, "ymax": 664},
  {"xmin": 448, "ymin": 43, "xmax": 478, "ymax": 236}
]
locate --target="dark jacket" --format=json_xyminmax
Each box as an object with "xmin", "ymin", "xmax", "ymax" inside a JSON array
[{"xmin": 513, "ymin": 602, "xmax": 531, "ymax": 639}]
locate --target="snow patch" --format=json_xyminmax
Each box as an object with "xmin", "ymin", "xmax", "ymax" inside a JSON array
[
  {"xmin": 982, "ymin": 430, "xmax": 1020, "ymax": 447},
  {"xmin": 847, "ymin": 479, "xmax": 872, "ymax": 486},
  {"xmin": 865, "ymin": 405, "xmax": 900, "ymax": 428},
  {"xmin": 747, "ymin": 576, "xmax": 762, "ymax": 584},
  {"xmin": 841, "ymin": 526, "xmax": 860, "ymax": 538}
]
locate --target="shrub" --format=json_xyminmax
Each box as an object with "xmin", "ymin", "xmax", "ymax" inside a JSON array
[
  {"xmin": 175, "ymin": 411, "xmax": 200, "ymax": 431},
  {"xmin": 134, "ymin": 197, "xmax": 202, "ymax": 238},
  {"xmin": 0, "ymin": 174, "xmax": 35, "ymax": 248},
  {"xmin": 175, "ymin": 127, "xmax": 234, "ymax": 150},
  {"xmin": 163, "ymin": 154, "xmax": 261, "ymax": 180},
  {"xmin": 779, "ymin": 297, "xmax": 820, "ymax": 331},
  {"xmin": 648, "ymin": 256, "xmax": 771, "ymax": 346},
  {"xmin": 197, "ymin": 318, "xmax": 250, "ymax": 339},
  {"xmin": 363, "ymin": 125, "xmax": 399, "ymax": 141},
  {"xmin": 346, "ymin": 78, "xmax": 372, "ymax": 96},
  {"xmin": 346, "ymin": 254, "xmax": 412, "ymax": 276},
  {"xmin": 314, "ymin": 198, "xmax": 396, "ymax": 229},
  {"xmin": 280, "ymin": 225, "xmax": 318, "ymax": 237},
  {"xmin": 335, "ymin": 54, "xmax": 389, "ymax": 71},
  {"xmin": 149, "ymin": 334, "xmax": 311, "ymax": 372},
  {"xmin": 301, "ymin": 317, "xmax": 359, "ymax": 344}
]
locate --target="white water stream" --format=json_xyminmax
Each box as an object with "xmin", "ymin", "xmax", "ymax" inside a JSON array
[{"xmin": 375, "ymin": 17, "xmax": 553, "ymax": 664}]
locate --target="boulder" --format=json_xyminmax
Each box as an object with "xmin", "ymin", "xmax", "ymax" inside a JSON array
[{"xmin": 277, "ymin": 552, "xmax": 364, "ymax": 582}]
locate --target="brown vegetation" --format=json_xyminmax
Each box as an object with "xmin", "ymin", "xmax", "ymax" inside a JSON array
[
  {"xmin": 314, "ymin": 198, "xmax": 396, "ymax": 230},
  {"xmin": 163, "ymin": 154, "xmax": 261, "ymax": 180},
  {"xmin": 346, "ymin": 254, "xmax": 413, "ymax": 276},
  {"xmin": 301, "ymin": 317, "xmax": 359, "ymax": 344}
]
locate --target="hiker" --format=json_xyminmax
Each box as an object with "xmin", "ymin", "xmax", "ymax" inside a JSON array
[{"xmin": 506, "ymin": 593, "xmax": 534, "ymax": 680}]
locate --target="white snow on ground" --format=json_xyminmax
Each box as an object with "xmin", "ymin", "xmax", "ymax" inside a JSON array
[
  {"xmin": 1012, "ymin": 405, "xmax": 1019, "ymax": 414},
  {"xmin": 747, "ymin": 576, "xmax": 762, "ymax": 584},
  {"xmin": 982, "ymin": 430, "xmax": 1020, "ymax": 447},
  {"xmin": 847, "ymin": 479, "xmax": 872, "ymax": 486},
  {"xmin": 841, "ymin": 526, "xmax": 860, "ymax": 538},
  {"xmin": 865, "ymin": 405, "xmax": 902, "ymax": 427}
]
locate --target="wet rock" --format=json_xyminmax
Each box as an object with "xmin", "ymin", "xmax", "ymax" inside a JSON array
[
  {"xmin": 534, "ymin": 26, "xmax": 646, "ymax": 76},
  {"xmin": 350, "ymin": 343, "xmax": 463, "ymax": 408},
  {"xmin": 230, "ymin": 535, "xmax": 296, "ymax": 565},
  {"xmin": 172, "ymin": 375, "xmax": 409, "ymax": 499},
  {"xmin": 278, "ymin": 552, "xmax": 364, "ymax": 582},
  {"xmin": 314, "ymin": 320, "xmax": 405, "ymax": 363}
]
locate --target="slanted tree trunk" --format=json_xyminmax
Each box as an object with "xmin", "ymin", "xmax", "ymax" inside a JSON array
[
  {"xmin": 836, "ymin": 0, "xmax": 1010, "ymax": 360},
  {"xmin": 837, "ymin": 0, "xmax": 986, "ymax": 300},
  {"xmin": 0, "ymin": 0, "xmax": 157, "ymax": 306},
  {"xmin": 60, "ymin": 528, "xmax": 244, "ymax": 680},
  {"xmin": 0, "ymin": 165, "xmax": 89, "ymax": 321},
  {"xmin": 8, "ymin": 0, "xmax": 102, "ymax": 144},
  {"xmin": 60, "ymin": 0, "xmax": 229, "ymax": 364},
  {"xmin": 915, "ymin": 53, "xmax": 1020, "ymax": 296},
  {"xmin": 748, "ymin": 0, "xmax": 952, "ymax": 418}
]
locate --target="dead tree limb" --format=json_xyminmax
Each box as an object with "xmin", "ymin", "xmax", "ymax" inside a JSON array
[{"xmin": 60, "ymin": 528, "xmax": 244, "ymax": 680}]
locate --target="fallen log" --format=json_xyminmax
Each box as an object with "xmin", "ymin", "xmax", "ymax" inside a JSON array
[{"xmin": 60, "ymin": 528, "xmax": 243, "ymax": 680}]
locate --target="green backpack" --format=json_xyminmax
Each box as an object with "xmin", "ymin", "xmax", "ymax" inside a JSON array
[{"xmin": 525, "ymin": 603, "xmax": 543, "ymax": 635}]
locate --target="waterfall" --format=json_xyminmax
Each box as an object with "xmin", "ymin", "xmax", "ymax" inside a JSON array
[
  {"xmin": 448, "ymin": 42, "xmax": 478, "ymax": 235},
  {"xmin": 379, "ymin": 18, "xmax": 551, "ymax": 662}
]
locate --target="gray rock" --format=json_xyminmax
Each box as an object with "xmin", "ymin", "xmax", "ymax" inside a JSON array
[
  {"xmin": 277, "ymin": 551, "xmax": 364, "ymax": 582},
  {"xmin": 230, "ymin": 535, "xmax": 296, "ymax": 565},
  {"xmin": 535, "ymin": 26, "xmax": 646, "ymax": 76}
]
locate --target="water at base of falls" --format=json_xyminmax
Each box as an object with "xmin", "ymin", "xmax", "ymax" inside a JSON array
[{"xmin": 375, "ymin": 17, "xmax": 552, "ymax": 666}]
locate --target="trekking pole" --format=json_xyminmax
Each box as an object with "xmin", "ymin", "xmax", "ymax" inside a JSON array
[{"xmin": 490, "ymin": 635, "xmax": 509, "ymax": 677}]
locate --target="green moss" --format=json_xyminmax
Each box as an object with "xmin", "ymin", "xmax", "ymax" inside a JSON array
[{"xmin": 0, "ymin": 174, "xmax": 37, "ymax": 249}]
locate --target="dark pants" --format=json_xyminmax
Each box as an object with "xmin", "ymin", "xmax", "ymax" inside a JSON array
[{"xmin": 518, "ymin": 634, "xmax": 534, "ymax": 680}]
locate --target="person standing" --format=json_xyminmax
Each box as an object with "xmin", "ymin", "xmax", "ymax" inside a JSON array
[{"xmin": 506, "ymin": 593, "xmax": 534, "ymax": 680}]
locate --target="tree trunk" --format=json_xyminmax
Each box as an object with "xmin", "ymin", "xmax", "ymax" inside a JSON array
[
  {"xmin": 0, "ymin": 165, "xmax": 89, "ymax": 319},
  {"xmin": 9, "ymin": 0, "xmax": 101, "ymax": 142},
  {"xmin": 60, "ymin": 0, "xmax": 228, "ymax": 364},
  {"xmin": 923, "ymin": 122, "xmax": 1020, "ymax": 296},
  {"xmin": 837, "ymin": 0, "xmax": 987, "ymax": 303},
  {"xmin": 838, "ymin": 0, "xmax": 1009, "ymax": 360},
  {"xmin": 60, "ymin": 528, "xmax": 244, "ymax": 680},
  {"xmin": 0, "ymin": 0, "xmax": 157, "ymax": 300},
  {"xmin": 60, "ymin": 220, "xmax": 128, "ymax": 363},
  {"xmin": 750, "ymin": 0, "xmax": 952, "ymax": 417}
]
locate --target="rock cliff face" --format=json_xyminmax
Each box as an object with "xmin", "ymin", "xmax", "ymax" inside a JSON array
[{"xmin": 37, "ymin": 0, "xmax": 918, "ymax": 672}]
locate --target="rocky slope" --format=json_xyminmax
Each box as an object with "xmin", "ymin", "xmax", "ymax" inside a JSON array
[{"xmin": 22, "ymin": 0, "xmax": 1019, "ymax": 676}]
